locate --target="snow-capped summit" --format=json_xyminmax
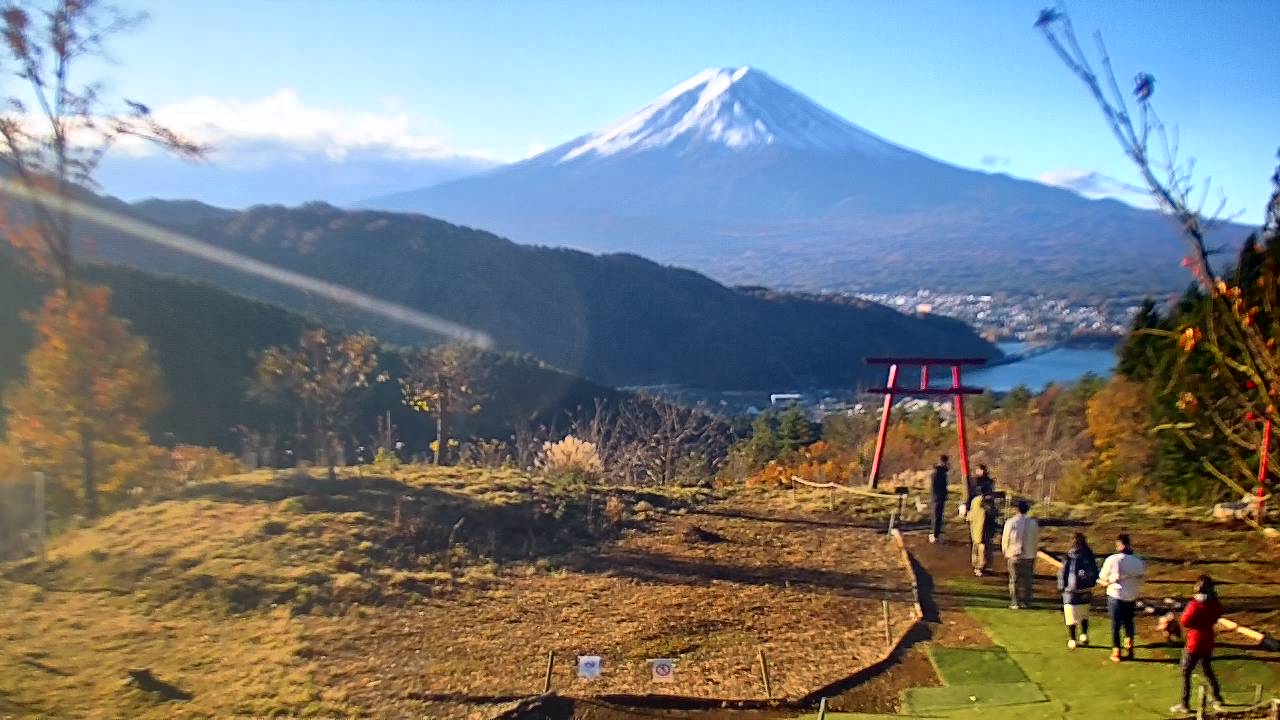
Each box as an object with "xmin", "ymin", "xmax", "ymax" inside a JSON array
[
  {"xmin": 557, "ymin": 66, "xmax": 904, "ymax": 162},
  {"xmin": 366, "ymin": 66, "xmax": 1220, "ymax": 298}
]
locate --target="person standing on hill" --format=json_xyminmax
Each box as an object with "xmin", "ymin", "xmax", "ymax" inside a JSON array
[
  {"xmin": 1057, "ymin": 533, "xmax": 1098, "ymax": 648},
  {"xmin": 973, "ymin": 464, "xmax": 995, "ymax": 497},
  {"xmin": 1001, "ymin": 500, "xmax": 1039, "ymax": 608},
  {"xmin": 968, "ymin": 492, "xmax": 996, "ymax": 576},
  {"xmin": 1170, "ymin": 575, "xmax": 1226, "ymax": 714},
  {"xmin": 929, "ymin": 455, "xmax": 950, "ymax": 544},
  {"xmin": 1099, "ymin": 533, "xmax": 1147, "ymax": 662}
]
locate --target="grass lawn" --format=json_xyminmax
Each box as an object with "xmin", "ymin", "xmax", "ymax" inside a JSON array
[{"xmin": 933, "ymin": 577, "xmax": 1280, "ymax": 719}]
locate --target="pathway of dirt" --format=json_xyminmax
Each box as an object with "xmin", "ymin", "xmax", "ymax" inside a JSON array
[{"xmin": 823, "ymin": 521, "xmax": 990, "ymax": 714}]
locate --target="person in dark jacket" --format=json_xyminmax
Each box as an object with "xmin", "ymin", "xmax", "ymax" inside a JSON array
[
  {"xmin": 1170, "ymin": 575, "xmax": 1226, "ymax": 714},
  {"xmin": 929, "ymin": 455, "xmax": 949, "ymax": 543},
  {"xmin": 973, "ymin": 464, "xmax": 995, "ymax": 497},
  {"xmin": 1056, "ymin": 533, "xmax": 1098, "ymax": 649}
]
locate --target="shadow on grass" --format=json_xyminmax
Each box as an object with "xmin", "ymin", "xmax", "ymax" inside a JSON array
[
  {"xmin": 179, "ymin": 473, "xmax": 623, "ymax": 564},
  {"xmin": 126, "ymin": 669, "xmax": 193, "ymax": 701},
  {"xmin": 561, "ymin": 549, "xmax": 916, "ymax": 601},
  {"xmin": 691, "ymin": 508, "xmax": 886, "ymax": 530}
]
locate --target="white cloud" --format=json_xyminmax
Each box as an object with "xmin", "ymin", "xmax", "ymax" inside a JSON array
[
  {"xmin": 1037, "ymin": 168, "xmax": 1149, "ymax": 203},
  {"xmin": 114, "ymin": 89, "xmax": 502, "ymax": 167}
]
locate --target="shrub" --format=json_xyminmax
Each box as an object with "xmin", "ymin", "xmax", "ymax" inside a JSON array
[
  {"xmin": 372, "ymin": 447, "xmax": 400, "ymax": 473},
  {"xmin": 169, "ymin": 444, "xmax": 244, "ymax": 484},
  {"xmin": 541, "ymin": 435, "xmax": 603, "ymax": 480}
]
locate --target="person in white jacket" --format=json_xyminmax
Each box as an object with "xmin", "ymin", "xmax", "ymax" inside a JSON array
[
  {"xmin": 1098, "ymin": 533, "xmax": 1147, "ymax": 662},
  {"xmin": 1001, "ymin": 500, "xmax": 1039, "ymax": 609}
]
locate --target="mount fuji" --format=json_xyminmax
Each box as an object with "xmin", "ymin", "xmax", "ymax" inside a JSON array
[{"xmin": 367, "ymin": 67, "xmax": 1242, "ymax": 295}]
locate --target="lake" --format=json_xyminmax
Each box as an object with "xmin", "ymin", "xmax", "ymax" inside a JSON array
[{"xmin": 964, "ymin": 342, "xmax": 1117, "ymax": 392}]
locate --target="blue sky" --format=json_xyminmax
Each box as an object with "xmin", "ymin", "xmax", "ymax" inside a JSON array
[{"xmin": 92, "ymin": 0, "xmax": 1278, "ymax": 219}]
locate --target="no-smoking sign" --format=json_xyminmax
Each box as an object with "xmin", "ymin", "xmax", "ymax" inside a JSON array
[{"xmin": 650, "ymin": 658, "xmax": 675, "ymax": 683}]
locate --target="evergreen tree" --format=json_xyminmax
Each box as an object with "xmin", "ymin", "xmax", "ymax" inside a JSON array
[
  {"xmin": 744, "ymin": 412, "xmax": 781, "ymax": 467},
  {"xmin": 777, "ymin": 406, "xmax": 814, "ymax": 451}
]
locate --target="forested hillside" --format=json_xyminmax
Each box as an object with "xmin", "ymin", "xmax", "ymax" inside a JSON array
[
  {"xmin": 0, "ymin": 252, "xmax": 623, "ymax": 451},
  {"xmin": 75, "ymin": 197, "xmax": 998, "ymax": 390}
]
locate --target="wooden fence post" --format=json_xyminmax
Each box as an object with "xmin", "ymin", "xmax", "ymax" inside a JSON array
[
  {"xmin": 817, "ymin": 696, "xmax": 829, "ymax": 720},
  {"xmin": 758, "ymin": 649, "xmax": 772, "ymax": 700},
  {"xmin": 882, "ymin": 598, "xmax": 893, "ymax": 650},
  {"xmin": 542, "ymin": 650, "xmax": 554, "ymax": 694}
]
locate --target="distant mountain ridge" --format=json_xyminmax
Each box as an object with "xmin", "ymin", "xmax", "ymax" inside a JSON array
[
  {"xmin": 366, "ymin": 66, "xmax": 1247, "ymax": 296},
  {"xmin": 63, "ymin": 193, "xmax": 998, "ymax": 391}
]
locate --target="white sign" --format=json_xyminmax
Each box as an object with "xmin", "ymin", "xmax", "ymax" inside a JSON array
[
  {"xmin": 650, "ymin": 658, "xmax": 675, "ymax": 683},
  {"xmin": 577, "ymin": 655, "xmax": 602, "ymax": 680}
]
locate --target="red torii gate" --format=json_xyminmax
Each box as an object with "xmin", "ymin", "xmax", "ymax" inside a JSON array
[{"xmin": 864, "ymin": 357, "xmax": 988, "ymax": 492}]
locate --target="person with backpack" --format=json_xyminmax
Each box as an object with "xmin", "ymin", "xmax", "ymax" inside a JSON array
[
  {"xmin": 1170, "ymin": 575, "xmax": 1226, "ymax": 714},
  {"xmin": 929, "ymin": 455, "xmax": 949, "ymax": 544},
  {"xmin": 1000, "ymin": 499, "xmax": 1039, "ymax": 609},
  {"xmin": 1098, "ymin": 533, "xmax": 1147, "ymax": 662},
  {"xmin": 1056, "ymin": 533, "xmax": 1098, "ymax": 648}
]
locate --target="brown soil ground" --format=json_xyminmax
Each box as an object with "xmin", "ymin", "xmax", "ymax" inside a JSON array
[{"xmin": 308, "ymin": 496, "xmax": 918, "ymax": 719}]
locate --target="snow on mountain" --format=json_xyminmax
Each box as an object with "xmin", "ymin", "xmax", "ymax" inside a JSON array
[
  {"xmin": 558, "ymin": 66, "xmax": 904, "ymax": 162},
  {"xmin": 363, "ymin": 66, "xmax": 1246, "ymax": 296}
]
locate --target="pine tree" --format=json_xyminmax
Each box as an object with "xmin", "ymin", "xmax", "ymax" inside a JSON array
[{"xmin": 777, "ymin": 406, "xmax": 814, "ymax": 452}]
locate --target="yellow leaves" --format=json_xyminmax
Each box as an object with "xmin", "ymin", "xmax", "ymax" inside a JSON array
[
  {"xmin": 1176, "ymin": 392, "xmax": 1199, "ymax": 414},
  {"xmin": 1179, "ymin": 326, "xmax": 1202, "ymax": 352}
]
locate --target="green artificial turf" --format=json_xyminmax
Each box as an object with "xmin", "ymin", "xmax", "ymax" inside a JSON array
[
  {"xmin": 954, "ymin": 579, "xmax": 1280, "ymax": 719},
  {"xmin": 928, "ymin": 647, "xmax": 1029, "ymax": 686},
  {"xmin": 903, "ymin": 681, "xmax": 1048, "ymax": 713}
]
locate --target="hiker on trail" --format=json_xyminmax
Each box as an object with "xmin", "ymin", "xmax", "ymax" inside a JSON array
[
  {"xmin": 968, "ymin": 492, "xmax": 996, "ymax": 576},
  {"xmin": 1000, "ymin": 499, "xmax": 1039, "ymax": 609},
  {"xmin": 929, "ymin": 455, "xmax": 950, "ymax": 544},
  {"xmin": 1170, "ymin": 575, "xmax": 1226, "ymax": 715},
  {"xmin": 1056, "ymin": 533, "xmax": 1098, "ymax": 648},
  {"xmin": 1099, "ymin": 533, "xmax": 1147, "ymax": 662}
]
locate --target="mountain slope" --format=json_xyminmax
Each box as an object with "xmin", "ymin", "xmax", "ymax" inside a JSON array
[
  {"xmin": 0, "ymin": 251, "xmax": 623, "ymax": 450},
  {"xmin": 66, "ymin": 195, "xmax": 997, "ymax": 391},
  {"xmin": 367, "ymin": 67, "xmax": 1244, "ymax": 295}
]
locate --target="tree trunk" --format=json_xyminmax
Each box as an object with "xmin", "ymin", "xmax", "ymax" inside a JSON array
[
  {"xmin": 80, "ymin": 423, "xmax": 98, "ymax": 518},
  {"xmin": 435, "ymin": 412, "xmax": 446, "ymax": 466},
  {"xmin": 327, "ymin": 432, "xmax": 337, "ymax": 481}
]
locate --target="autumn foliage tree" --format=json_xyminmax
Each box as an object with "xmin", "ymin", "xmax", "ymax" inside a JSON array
[
  {"xmin": 1039, "ymin": 7, "xmax": 1280, "ymax": 517},
  {"xmin": 0, "ymin": 1, "xmax": 203, "ymax": 520},
  {"xmin": 3, "ymin": 286, "xmax": 163, "ymax": 516},
  {"xmin": 252, "ymin": 330, "xmax": 383, "ymax": 479},
  {"xmin": 399, "ymin": 343, "xmax": 487, "ymax": 465}
]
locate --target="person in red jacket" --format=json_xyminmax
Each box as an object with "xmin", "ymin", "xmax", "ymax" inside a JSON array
[{"xmin": 1170, "ymin": 575, "xmax": 1226, "ymax": 714}]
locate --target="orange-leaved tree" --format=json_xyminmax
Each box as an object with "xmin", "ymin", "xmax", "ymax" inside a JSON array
[
  {"xmin": 1038, "ymin": 6, "xmax": 1280, "ymax": 518},
  {"xmin": 3, "ymin": 286, "xmax": 164, "ymax": 516},
  {"xmin": 252, "ymin": 330, "xmax": 383, "ymax": 479}
]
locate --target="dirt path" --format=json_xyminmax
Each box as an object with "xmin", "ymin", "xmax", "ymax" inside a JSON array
[{"xmin": 823, "ymin": 521, "xmax": 990, "ymax": 714}]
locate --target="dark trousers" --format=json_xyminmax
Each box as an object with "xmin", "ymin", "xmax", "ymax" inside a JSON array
[
  {"xmin": 1007, "ymin": 558, "xmax": 1034, "ymax": 606},
  {"xmin": 1181, "ymin": 652, "xmax": 1223, "ymax": 706},
  {"xmin": 1108, "ymin": 597, "xmax": 1136, "ymax": 649},
  {"xmin": 931, "ymin": 497, "xmax": 946, "ymax": 537}
]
